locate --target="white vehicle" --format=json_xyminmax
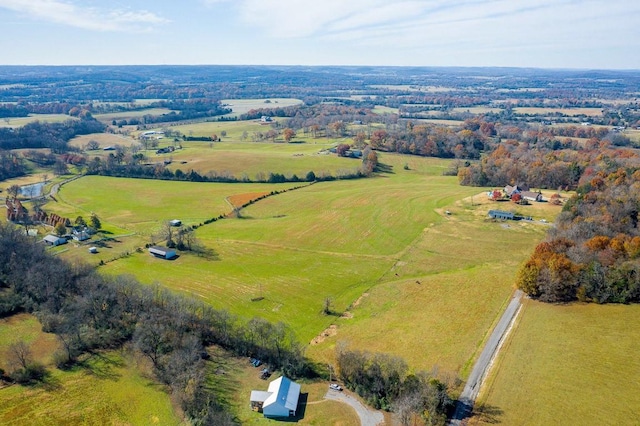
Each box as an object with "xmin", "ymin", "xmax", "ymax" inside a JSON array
[{"xmin": 329, "ymin": 383, "xmax": 342, "ymax": 391}]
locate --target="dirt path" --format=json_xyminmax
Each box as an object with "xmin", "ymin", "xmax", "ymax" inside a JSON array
[
  {"xmin": 449, "ymin": 290, "xmax": 523, "ymax": 425},
  {"xmin": 325, "ymin": 389, "xmax": 384, "ymax": 426}
]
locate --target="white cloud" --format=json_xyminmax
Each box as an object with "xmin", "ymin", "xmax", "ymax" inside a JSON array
[{"xmin": 0, "ymin": 0, "xmax": 168, "ymax": 32}]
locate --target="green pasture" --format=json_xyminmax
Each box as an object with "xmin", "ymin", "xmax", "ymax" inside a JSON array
[
  {"xmin": 68, "ymin": 132, "xmax": 139, "ymax": 150},
  {"xmin": 372, "ymin": 105, "xmax": 399, "ymax": 115},
  {"xmin": 221, "ymin": 98, "xmax": 303, "ymax": 117},
  {"xmin": 0, "ymin": 314, "xmax": 180, "ymax": 426},
  {"xmin": 161, "ymin": 141, "xmax": 361, "ymax": 180},
  {"xmin": 93, "ymin": 108, "xmax": 174, "ymax": 123},
  {"xmin": 0, "ymin": 114, "xmax": 76, "ymax": 128},
  {"xmin": 474, "ymin": 300, "xmax": 640, "ymax": 425},
  {"xmin": 50, "ymin": 176, "xmax": 295, "ymax": 235}
]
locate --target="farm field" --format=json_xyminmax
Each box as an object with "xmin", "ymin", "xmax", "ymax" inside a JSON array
[
  {"xmin": 52, "ymin": 154, "xmax": 554, "ymax": 370},
  {"xmin": 68, "ymin": 132, "xmax": 139, "ymax": 150},
  {"xmin": 513, "ymin": 107, "xmax": 603, "ymax": 117},
  {"xmin": 161, "ymin": 141, "xmax": 363, "ymax": 180},
  {"xmin": 93, "ymin": 108, "xmax": 174, "ymax": 123},
  {"xmin": 0, "ymin": 114, "xmax": 76, "ymax": 128},
  {"xmin": 0, "ymin": 314, "xmax": 180, "ymax": 426},
  {"xmin": 472, "ymin": 300, "xmax": 640, "ymax": 425},
  {"xmin": 220, "ymin": 98, "xmax": 303, "ymax": 117}
]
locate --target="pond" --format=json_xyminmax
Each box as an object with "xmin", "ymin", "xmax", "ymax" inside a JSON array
[{"xmin": 19, "ymin": 182, "xmax": 45, "ymax": 198}]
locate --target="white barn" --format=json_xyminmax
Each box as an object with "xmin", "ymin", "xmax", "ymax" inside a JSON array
[
  {"xmin": 43, "ymin": 235, "xmax": 66, "ymax": 246},
  {"xmin": 149, "ymin": 246, "xmax": 177, "ymax": 259},
  {"xmin": 250, "ymin": 376, "xmax": 300, "ymax": 417}
]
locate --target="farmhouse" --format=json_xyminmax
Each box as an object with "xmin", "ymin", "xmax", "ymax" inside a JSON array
[
  {"xmin": 43, "ymin": 235, "xmax": 67, "ymax": 246},
  {"xmin": 488, "ymin": 210, "xmax": 515, "ymax": 220},
  {"xmin": 149, "ymin": 246, "xmax": 177, "ymax": 260},
  {"xmin": 72, "ymin": 230, "xmax": 91, "ymax": 241},
  {"xmin": 250, "ymin": 376, "xmax": 300, "ymax": 418}
]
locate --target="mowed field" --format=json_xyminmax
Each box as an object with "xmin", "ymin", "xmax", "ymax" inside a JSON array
[
  {"xmin": 221, "ymin": 98, "xmax": 304, "ymax": 117},
  {"xmin": 161, "ymin": 141, "xmax": 363, "ymax": 179},
  {"xmin": 52, "ymin": 153, "xmax": 552, "ymax": 368},
  {"xmin": 473, "ymin": 300, "xmax": 640, "ymax": 425},
  {"xmin": 0, "ymin": 314, "xmax": 180, "ymax": 426},
  {"xmin": 0, "ymin": 114, "xmax": 76, "ymax": 128}
]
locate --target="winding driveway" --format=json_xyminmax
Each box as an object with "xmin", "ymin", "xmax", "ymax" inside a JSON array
[
  {"xmin": 325, "ymin": 389, "xmax": 384, "ymax": 426},
  {"xmin": 449, "ymin": 290, "xmax": 523, "ymax": 425}
]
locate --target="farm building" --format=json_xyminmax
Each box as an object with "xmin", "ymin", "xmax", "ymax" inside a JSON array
[
  {"xmin": 72, "ymin": 230, "xmax": 90, "ymax": 241},
  {"xmin": 521, "ymin": 191, "xmax": 543, "ymax": 202},
  {"xmin": 250, "ymin": 376, "xmax": 300, "ymax": 417},
  {"xmin": 488, "ymin": 210, "xmax": 515, "ymax": 220},
  {"xmin": 169, "ymin": 219, "xmax": 182, "ymax": 227},
  {"xmin": 43, "ymin": 235, "xmax": 67, "ymax": 246},
  {"xmin": 149, "ymin": 246, "xmax": 177, "ymax": 260},
  {"xmin": 88, "ymin": 247, "xmax": 98, "ymax": 254}
]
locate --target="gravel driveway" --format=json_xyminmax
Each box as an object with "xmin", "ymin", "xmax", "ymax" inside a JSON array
[{"xmin": 325, "ymin": 389, "xmax": 384, "ymax": 426}]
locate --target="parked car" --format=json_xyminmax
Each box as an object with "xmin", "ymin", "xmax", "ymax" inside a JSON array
[{"xmin": 329, "ymin": 383, "xmax": 342, "ymax": 391}]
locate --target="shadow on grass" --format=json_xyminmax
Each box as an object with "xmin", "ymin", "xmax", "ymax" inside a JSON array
[
  {"xmin": 375, "ymin": 163, "xmax": 394, "ymax": 174},
  {"xmin": 205, "ymin": 348, "xmax": 243, "ymax": 409},
  {"xmin": 77, "ymin": 352, "xmax": 124, "ymax": 381},
  {"xmin": 470, "ymin": 404, "xmax": 504, "ymax": 424}
]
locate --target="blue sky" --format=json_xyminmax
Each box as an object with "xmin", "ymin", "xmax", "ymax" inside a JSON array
[{"xmin": 1, "ymin": 0, "xmax": 638, "ymax": 69}]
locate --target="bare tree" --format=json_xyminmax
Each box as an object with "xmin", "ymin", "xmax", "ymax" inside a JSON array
[{"xmin": 7, "ymin": 340, "xmax": 32, "ymax": 372}]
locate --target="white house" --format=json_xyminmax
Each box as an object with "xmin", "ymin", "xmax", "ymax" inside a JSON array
[{"xmin": 250, "ymin": 376, "xmax": 300, "ymax": 417}]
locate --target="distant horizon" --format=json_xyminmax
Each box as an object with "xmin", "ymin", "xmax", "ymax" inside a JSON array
[
  {"xmin": 1, "ymin": 1, "xmax": 638, "ymax": 69},
  {"xmin": 0, "ymin": 63, "xmax": 638, "ymax": 72}
]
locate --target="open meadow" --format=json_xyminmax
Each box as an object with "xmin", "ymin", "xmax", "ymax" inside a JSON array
[
  {"xmin": 472, "ymin": 300, "xmax": 640, "ymax": 425},
  {"xmin": 0, "ymin": 314, "xmax": 180, "ymax": 426},
  {"xmin": 221, "ymin": 98, "xmax": 304, "ymax": 117},
  {"xmin": 0, "ymin": 114, "xmax": 76, "ymax": 128},
  {"xmin": 50, "ymin": 153, "xmax": 554, "ymax": 376}
]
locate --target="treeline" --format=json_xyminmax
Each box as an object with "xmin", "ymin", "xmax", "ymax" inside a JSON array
[
  {"xmin": 337, "ymin": 345, "xmax": 452, "ymax": 425},
  {"xmin": 0, "ymin": 150, "xmax": 27, "ymax": 181},
  {"xmin": 0, "ymin": 119, "xmax": 105, "ymax": 152},
  {"xmin": 0, "ymin": 222, "xmax": 311, "ymax": 424},
  {"xmin": 516, "ymin": 167, "xmax": 640, "ymax": 303}
]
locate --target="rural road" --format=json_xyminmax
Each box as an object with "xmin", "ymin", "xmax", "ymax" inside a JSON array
[
  {"xmin": 449, "ymin": 290, "xmax": 523, "ymax": 425},
  {"xmin": 325, "ymin": 389, "xmax": 384, "ymax": 426}
]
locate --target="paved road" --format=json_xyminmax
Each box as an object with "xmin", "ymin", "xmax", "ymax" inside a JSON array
[
  {"xmin": 325, "ymin": 389, "xmax": 384, "ymax": 426},
  {"xmin": 450, "ymin": 290, "xmax": 523, "ymax": 425}
]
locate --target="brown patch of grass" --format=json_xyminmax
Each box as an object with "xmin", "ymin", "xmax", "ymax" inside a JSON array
[{"xmin": 227, "ymin": 192, "xmax": 271, "ymax": 208}]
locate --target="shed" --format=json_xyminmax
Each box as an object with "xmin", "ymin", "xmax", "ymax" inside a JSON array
[
  {"xmin": 88, "ymin": 247, "xmax": 98, "ymax": 254},
  {"xmin": 169, "ymin": 219, "xmax": 182, "ymax": 227},
  {"xmin": 488, "ymin": 210, "xmax": 515, "ymax": 220},
  {"xmin": 43, "ymin": 235, "xmax": 67, "ymax": 246},
  {"xmin": 250, "ymin": 376, "xmax": 300, "ymax": 417},
  {"xmin": 149, "ymin": 246, "xmax": 177, "ymax": 259}
]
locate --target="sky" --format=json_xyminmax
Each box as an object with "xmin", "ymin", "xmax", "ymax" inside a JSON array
[{"xmin": 0, "ymin": 0, "xmax": 638, "ymax": 69}]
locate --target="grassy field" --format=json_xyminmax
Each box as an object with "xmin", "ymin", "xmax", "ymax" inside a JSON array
[
  {"xmin": 68, "ymin": 132, "xmax": 140, "ymax": 150},
  {"xmin": 0, "ymin": 114, "xmax": 75, "ymax": 128},
  {"xmin": 221, "ymin": 98, "xmax": 303, "ymax": 117},
  {"xmin": 473, "ymin": 300, "xmax": 640, "ymax": 425},
  {"xmin": 93, "ymin": 108, "xmax": 174, "ymax": 123},
  {"xmin": 159, "ymin": 141, "xmax": 361, "ymax": 179},
  {"xmin": 513, "ymin": 107, "xmax": 603, "ymax": 117},
  {"xmin": 0, "ymin": 314, "xmax": 181, "ymax": 426}
]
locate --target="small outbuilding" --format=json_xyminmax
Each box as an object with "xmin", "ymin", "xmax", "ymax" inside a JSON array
[
  {"xmin": 488, "ymin": 210, "xmax": 515, "ymax": 220},
  {"xmin": 149, "ymin": 246, "xmax": 177, "ymax": 259},
  {"xmin": 169, "ymin": 219, "xmax": 182, "ymax": 227},
  {"xmin": 88, "ymin": 247, "xmax": 98, "ymax": 254},
  {"xmin": 43, "ymin": 235, "xmax": 67, "ymax": 246},
  {"xmin": 250, "ymin": 376, "xmax": 300, "ymax": 418}
]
